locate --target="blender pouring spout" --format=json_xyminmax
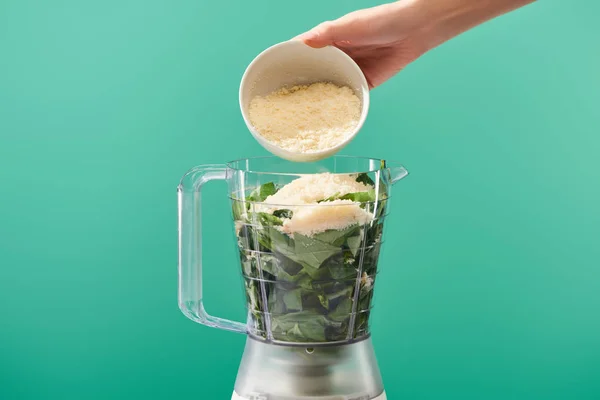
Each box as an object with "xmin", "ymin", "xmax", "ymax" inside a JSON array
[{"xmin": 382, "ymin": 160, "xmax": 409, "ymax": 185}]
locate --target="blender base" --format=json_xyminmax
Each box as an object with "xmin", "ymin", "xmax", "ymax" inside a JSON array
[
  {"xmin": 231, "ymin": 336, "xmax": 385, "ymax": 400},
  {"xmin": 232, "ymin": 391, "xmax": 387, "ymax": 400}
]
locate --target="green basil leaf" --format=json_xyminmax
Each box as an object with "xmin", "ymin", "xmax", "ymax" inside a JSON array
[
  {"xmin": 338, "ymin": 190, "xmax": 376, "ymax": 203},
  {"xmin": 259, "ymin": 212, "xmax": 283, "ymax": 226},
  {"xmin": 322, "ymin": 251, "xmax": 357, "ymax": 280},
  {"xmin": 318, "ymin": 190, "xmax": 376, "ymax": 204},
  {"xmin": 317, "ymin": 192, "xmax": 340, "ymax": 203},
  {"xmin": 232, "ymin": 199, "xmax": 246, "ymax": 221},
  {"xmin": 318, "ymin": 294, "xmax": 330, "ymax": 309},
  {"xmin": 314, "ymin": 225, "xmax": 359, "ymax": 247},
  {"xmin": 283, "ymin": 289, "xmax": 303, "ymax": 311},
  {"xmin": 247, "ymin": 182, "xmax": 277, "ymax": 203},
  {"xmin": 273, "ymin": 209, "xmax": 293, "ymax": 219},
  {"xmin": 328, "ymin": 297, "xmax": 353, "ymax": 322},
  {"xmin": 292, "ymin": 233, "xmax": 341, "ymax": 272},
  {"xmin": 355, "ymin": 173, "xmax": 375, "ymax": 186},
  {"xmin": 346, "ymin": 231, "xmax": 364, "ymax": 257},
  {"xmin": 270, "ymin": 312, "xmax": 338, "ymax": 342}
]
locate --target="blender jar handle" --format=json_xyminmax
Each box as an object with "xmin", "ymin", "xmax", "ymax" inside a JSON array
[{"xmin": 177, "ymin": 165, "xmax": 247, "ymax": 334}]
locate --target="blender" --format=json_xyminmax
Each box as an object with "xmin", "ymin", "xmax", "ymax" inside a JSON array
[{"xmin": 178, "ymin": 156, "xmax": 408, "ymax": 400}]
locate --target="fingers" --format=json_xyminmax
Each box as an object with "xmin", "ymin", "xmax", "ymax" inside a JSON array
[
  {"xmin": 294, "ymin": 21, "xmax": 340, "ymax": 48},
  {"xmin": 293, "ymin": 5, "xmax": 384, "ymax": 48}
]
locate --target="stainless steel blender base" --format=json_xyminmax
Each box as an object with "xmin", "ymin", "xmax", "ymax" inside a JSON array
[
  {"xmin": 232, "ymin": 391, "xmax": 387, "ymax": 400},
  {"xmin": 232, "ymin": 336, "xmax": 385, "ymax": 400}
]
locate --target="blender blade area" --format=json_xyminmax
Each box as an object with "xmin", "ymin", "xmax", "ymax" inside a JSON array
[{"xmin": 231, "ymin": 336, "xmax": 385, "ymax": 400}]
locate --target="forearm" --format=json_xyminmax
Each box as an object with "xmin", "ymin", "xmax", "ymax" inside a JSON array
[{"xmin": 397, "ymin": 0, "xmax": 536, "ymax": 51}]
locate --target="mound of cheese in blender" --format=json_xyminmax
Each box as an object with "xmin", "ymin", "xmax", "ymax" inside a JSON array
[
  {"xmin": 256, "ymin": 173, "xmax": 374, "ymax": 236},
  {"xmin": 248, "ymin": 82, "xmax": 361, "ymax": 153}
]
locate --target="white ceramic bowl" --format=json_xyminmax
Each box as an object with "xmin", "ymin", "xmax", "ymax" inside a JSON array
[{"xmin": 239, "ymin": 40, "xmax": 370, "ymax": 162}]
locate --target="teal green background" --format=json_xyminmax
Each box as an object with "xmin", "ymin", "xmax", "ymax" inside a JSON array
[{"xmin": 1, "ymin": 0, "xmax": 599, "ymax": 399}]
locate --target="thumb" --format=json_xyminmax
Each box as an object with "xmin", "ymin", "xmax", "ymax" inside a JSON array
[{"xmin": 294, "ymin": 21, "xmax": 343, "ymax": 48}]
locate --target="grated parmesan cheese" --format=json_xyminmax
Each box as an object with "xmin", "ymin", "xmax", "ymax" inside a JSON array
[
  {"xmin": 254, "ymin": 173, "xmax": 374, "ymax": 236},
  {"xmin": 281, "ymin": 199, "xmax": 372, "ymax": 236},
  {"xmin": 248, "ymin": 82, "xmax": 361, "ymax": 153},
  {"xmin": 261, "ymin": 173, "xmax": 370, "ymax": 207}
]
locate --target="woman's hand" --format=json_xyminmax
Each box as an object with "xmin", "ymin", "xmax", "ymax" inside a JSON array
[{"xmin": 295, "ymin": 0, "xmax": 535, "ymax": 89}]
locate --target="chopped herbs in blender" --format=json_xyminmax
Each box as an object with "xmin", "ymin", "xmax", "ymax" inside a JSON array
[{"xmin": 232, "ymin": 172, "xmax": 387, "ymax": 343}]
